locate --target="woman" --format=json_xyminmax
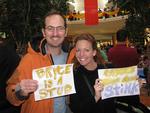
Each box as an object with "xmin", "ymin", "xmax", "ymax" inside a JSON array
[{"xmin": 69, "ymin": 33, "xmax": 116, "ymax": 113}]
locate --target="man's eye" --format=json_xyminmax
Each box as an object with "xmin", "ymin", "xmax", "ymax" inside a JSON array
[
  {"xmin": 85, "ymin": 49, "xmax": 90, "ymax": 51},
  {"xmin": 57, "ymin": 27, "xmax": 65, "ymax": 31},
  {"xmin": 45, "ymin": 26, "xmax": 65, "ymax": 31},
  {"xmin": 46, "ymin": 27, "xmax": 53, "ymax": 31}
]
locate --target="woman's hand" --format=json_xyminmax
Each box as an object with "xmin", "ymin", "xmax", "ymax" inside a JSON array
[
  {"xmin": 94, "ymin": 79, "xmax": 104, "ymax": 102},
  {"xmin": 138, "ymin": 78, "xmax": 146, "ymax": 88}
]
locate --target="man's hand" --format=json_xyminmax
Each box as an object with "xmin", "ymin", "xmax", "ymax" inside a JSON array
[{"xmin": 19, "ymin": 79, "xmax": 38, "ymax": 97}]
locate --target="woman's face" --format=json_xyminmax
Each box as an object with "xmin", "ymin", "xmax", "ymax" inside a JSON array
[{"xmin": 75, "ymin": 40, "xmax": 96, "ymax": 68}]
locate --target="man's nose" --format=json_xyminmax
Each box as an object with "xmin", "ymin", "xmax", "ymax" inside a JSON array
[{"xmin": 52, "ymin": 28, "xmax": 59, "ymax": 36}]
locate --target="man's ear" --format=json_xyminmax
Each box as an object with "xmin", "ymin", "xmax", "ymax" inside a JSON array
[{"xmin": 42, "ymin": 28, "xmax": 45, "ymax": 37}]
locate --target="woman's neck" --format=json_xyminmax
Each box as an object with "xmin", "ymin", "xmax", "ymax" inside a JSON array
[{"xmin": 84, "ymin": 61, "xmax": 97, "ymax": 71}]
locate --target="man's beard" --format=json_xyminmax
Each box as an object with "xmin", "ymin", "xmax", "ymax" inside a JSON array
[
  {"xmin": 48, "ymin": 41, "xmax": 62, "ymax": 48},
  {"xmin": 48, "ymin": 36, "xmax": 63, "ymax": 48},
  {"xmin": 49, "ymin": 43, "xmax": 62, "ymax": 48}
]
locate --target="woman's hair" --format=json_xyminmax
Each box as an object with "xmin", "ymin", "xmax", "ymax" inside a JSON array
[{"xmin": 73, "ymin": 33, "xmax": 106, "ymax": 69}]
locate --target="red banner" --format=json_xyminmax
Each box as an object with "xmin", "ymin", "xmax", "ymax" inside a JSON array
[{"xmin": 84, "ymin": 0, "xmax": 98, "ymax": 25}]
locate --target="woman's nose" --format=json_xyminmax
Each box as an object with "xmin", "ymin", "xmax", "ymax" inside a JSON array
[{"xmin": 79, "ymin": 50, "xmax": 84, "ymax": 56}]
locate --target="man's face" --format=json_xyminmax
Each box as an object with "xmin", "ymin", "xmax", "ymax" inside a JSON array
[{"xmin": 42, "ymin": 15, "xmax": 67, "ymax": 48}]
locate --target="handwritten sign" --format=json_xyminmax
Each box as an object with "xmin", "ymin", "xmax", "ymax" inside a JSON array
[
  {"xmin": 98, "ymin": 66, "xmax": 139, "ymax": 100},
  {"xmin": 32, "ymin": 64, "xmax": 76, "ymax": 101}
]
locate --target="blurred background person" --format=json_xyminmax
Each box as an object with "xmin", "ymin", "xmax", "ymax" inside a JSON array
[
  {"xmin": 107, "ymin": 29, "xmax": 150, "ymax": 112},
  {"xmin": 107, "ymin": 29, "xmax": 139, "ymax": 68},
  {"xmin": 0, "ymin": 38, "xmax": 21, "ymax": 113}
]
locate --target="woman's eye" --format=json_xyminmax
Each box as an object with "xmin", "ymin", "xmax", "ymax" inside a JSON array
[
  {"xmin": 76, "ymin": 49, "xmax": 80, "ymax": 52},
  {"xmin": 85, "ymin": 49, "xmax": 90, "ymax": 52}
]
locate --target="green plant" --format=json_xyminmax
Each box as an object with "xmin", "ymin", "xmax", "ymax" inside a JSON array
[
  {"xmin": 117, "ymin": 0, "xmax": 150, "ymax": 45},
  {"xmin": 0, "ymin": 0, "xmax": 69, "ymax": 54}
]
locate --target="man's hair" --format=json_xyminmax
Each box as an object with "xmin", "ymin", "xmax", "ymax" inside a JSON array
[
  {"xmin": 116, "ymin": 29, "xmax": 129, "ymax": 42},
  {"xmin": 42, "ymin": 9, "xmax": 67, "ymax": 28}
]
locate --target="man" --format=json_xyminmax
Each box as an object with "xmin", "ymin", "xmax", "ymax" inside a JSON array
[
  {"xmin": 0, "ymin": 39, "xmax": 21, "ymax": 113},
  {"xmin": 108, "ymin": 29, "xmax": 139, "ymax": 68},
  {"xmin": 6, "ymin": 10, "xmax": 73, "ymax": 113},
  {"xmin": 107, "ymin": 29, "xmax": 140, "ymax": 105}
]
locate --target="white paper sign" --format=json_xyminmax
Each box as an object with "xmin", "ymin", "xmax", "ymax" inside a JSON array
[
  {"xmin": 32, "ymin": 64, "xmax": 76, "ymax": 101},
  {"xmin": 98, "ymin": 66, "xmax": 140, "ymax": 100}
]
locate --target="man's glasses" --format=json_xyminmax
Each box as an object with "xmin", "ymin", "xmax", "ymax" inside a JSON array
[{"xmin": 45, "ymin": 26, "xmax": 65, "ymax": 32}]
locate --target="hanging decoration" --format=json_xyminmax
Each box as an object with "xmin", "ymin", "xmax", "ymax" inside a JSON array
[{"xmin": 84, "ymin": 0, "xmax": 98, "ymax": 25}]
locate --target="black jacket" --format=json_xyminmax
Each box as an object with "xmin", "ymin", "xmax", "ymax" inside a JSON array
[
  {"xmin": 0, "ymin": 43, "xmax": 21, "ymax": 113},
  {"xmin": 69, "ymin": 65, "xmax": 117, "ymax": 113}
]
